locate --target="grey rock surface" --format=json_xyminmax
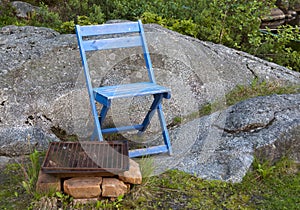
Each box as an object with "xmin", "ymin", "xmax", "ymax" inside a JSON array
[
  {"xmin": 11, "ymin": 1, "xmax": 39, "ymax": 19},
  {"xmin": 0, "ymin": 156, "xmax": 11, "ymax": 169},
  {"xmin": 0, "ymin": 25, "xmax": 76, "ymax": 155},
  {"xmin": 152, "ymin": 93, "xmax": 300, "ymax": 182},
  {"xmin": 0, "ymin": 23, "xmax": 299, "ymax": 167}
]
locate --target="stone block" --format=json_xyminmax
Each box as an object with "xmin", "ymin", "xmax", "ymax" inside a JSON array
[
  {"xmin": 102, "ymin": 178, "xmax": 128, "ymax": 198},
  {"xmin": 36, "ymin": 170, "xmax": 61, "ymax": 194},
  {"xmin": 119, "ymin": 159, "xmax": 142, "ymax": 184},
  {"xmin": 63, "ymin": 177, "xmax": 102, "ymax": 199}
]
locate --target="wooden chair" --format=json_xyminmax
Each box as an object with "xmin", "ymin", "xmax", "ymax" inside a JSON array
[{"xmin": 75, "ymin": 20, "xmax": 172, "ymax": 157}]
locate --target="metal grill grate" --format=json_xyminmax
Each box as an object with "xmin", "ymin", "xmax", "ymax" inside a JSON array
[{"xmin": 42, "ymin": 141, "xmax": 129, "ymax": 174}]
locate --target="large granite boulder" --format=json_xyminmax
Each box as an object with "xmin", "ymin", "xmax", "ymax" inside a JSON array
[
  {"xmin": 0, "ymin": 23, "xmax": 299, "ymax": 157},
  {"xmin": 153, "ymin": 93, "xmax": 300, "ymax": 182}
]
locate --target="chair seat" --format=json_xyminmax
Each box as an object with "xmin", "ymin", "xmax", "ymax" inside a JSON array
[{"xmin": 94, "ymin": 82, "xmax": 171, "ymax": 102}]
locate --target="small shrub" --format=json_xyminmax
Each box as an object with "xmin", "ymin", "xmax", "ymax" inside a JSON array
[
  {"xmin": 195, "ymin": 0, "xmax": 275, "ymax": 49},
  {"xmin": 141, "ymin": 12, "xmax": 198, "ymax": 37},
  {"xmin": 140, "ymin": 12, "xmax": 168, "ymax": 26},
  {"xmin": 253, "ymin": 25, "xmax": 300, "ymax": 72},
  {"xmin": 20, "ymin": 149, "xmax": 42, "ymax": 196},
  {"xmin": 170, "ymin": 19, "xmax": 198, "ymax": 37},
  {"xmin": 24, "ymin": 2, "xmax": 62, "ymax": 30},
  {"xmin": 60, "ymin": 15, "xmax": 98, "ymax": 34},
  {"xmin": 226, "ymin": 78, "xmax": 300, "ymax": 106},
  {"xmin": 109, "ymin": 0, "xmax": 151, "ymax": 20},
  {"xmin": 252, "ymin": 158, "xmax": 276, "ymax": 180},
  {"xmin": 88, "ymin": 4, "xmax": 105, "ymax": 24},
  {"xmin": 0, "ymin": 0, "xmax": 18, "ymax": 27},
  {"xmin": 59, "ymin": 20, "xmax": 75, "ymax": 34}
]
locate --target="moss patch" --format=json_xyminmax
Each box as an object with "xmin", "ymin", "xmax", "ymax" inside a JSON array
[
  {"xmin": 0, "ymin": 164, "xmax": 32, "ymax": 210},
  {"xmin": 51, "ymin": 126, "xmax": 79, "ymax": 141}
]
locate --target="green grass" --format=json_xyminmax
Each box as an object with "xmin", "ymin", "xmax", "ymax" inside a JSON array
[
  {"xmin": 122, "ymin": 157, "xmax": 300, "ymax": 209},
  {"xmin": 0, "ymin": 148, "xmax": 45, "ymax": 210},
  {"xmin": 1, "ymin": 156, "xmax": 299, "ymax": 209},
  {"xmin": 225, "ymin": 78, "xmax": 300, "ymax": 106},
  {"xmin": 0, "ymin": 164, "xmax": 32, "ymax": 210}
]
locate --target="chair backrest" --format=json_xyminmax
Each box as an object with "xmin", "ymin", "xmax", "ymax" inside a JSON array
[{"xmin": 75, "ymin": 20, "xmax": 156, "ymax": 85}]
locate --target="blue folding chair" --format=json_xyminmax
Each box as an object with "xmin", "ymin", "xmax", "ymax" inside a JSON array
[{"xmin": 75, "ymin": 20, "xmax": 172, "ymax": 158}]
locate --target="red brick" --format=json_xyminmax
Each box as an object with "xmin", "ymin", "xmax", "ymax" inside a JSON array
[
  {"xmin": 102, "ymin": 178, "xmax": 128, "ymax": 198},
  {"xmin": 63, "ymin": 177, "xmax": 102, "ymax": 199}
]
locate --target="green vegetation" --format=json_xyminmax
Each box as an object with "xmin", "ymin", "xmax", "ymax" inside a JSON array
[
  {"xmin": 0, "ymin": 0, "xmax": 300, "ymax": 71},
  {"xmin": 1, "ymin": 153, "xmax": 299, "ymax": 209},
  {"xmin": 20, "ymin": 149, "xmax": 42, "ymax": 196},
  {"xmin": 0, "ymin": 146, "xmax": 45, "ymax": 209},
  {"xmin": 225, "ymin": 78, "xmax": 300, "ymax": 106},
  {"xmin": 122, "ymin": 157, "xmax": 300, "ymax": 209},
  {"xmin": 203, "ymin": 78, "xmax": 300, "ymax": 117},
  {"xmin": 0, "ymin": 163, "xmax": 32, "ymax": 209},
  {"xmin": 252, "ymin": 25, "xmax": 300, "ymax": 71},
  {"xmin": 172, "ymin": 78, "xmax": 300, "ymax": 124}
]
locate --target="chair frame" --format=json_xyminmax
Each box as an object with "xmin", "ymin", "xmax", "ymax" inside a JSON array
[{"xmin": 75, "ymin": 20, "xmax": 172, "ymax": 157}]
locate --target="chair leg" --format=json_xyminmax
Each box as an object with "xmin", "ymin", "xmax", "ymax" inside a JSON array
[
  {"xmin": 89, "ymin": 98, "xmax": 104, "ymax": 141},
  {"xmin": 139, "ymin": 94, "xmax": 163, "ymax": 133},
  {"xmin": 99, "ymin": 105, "xmax": 110, "ymax": 125},
  {"xmin": 129, "ymin": 95, "xmax": 172, "ymax": 157},
  {"xmin": 157, "ymin": 104, "xmax": 172, "ymax": 155}
]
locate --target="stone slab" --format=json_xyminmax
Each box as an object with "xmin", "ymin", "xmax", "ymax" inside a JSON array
[
  {"xmin": 102, "ymin": 178, "xmax": 128, "ymax": 198},
  {"xmin": 119, "ymin": 159, "xmax": 142, "ymax": 184},
  {"xmin": 36, "ymin": 170, "xmax": 61, "ymax": 194},
  {"xmin": 63, "ymin": 177, "xmax": 102, "ymax": 199}
]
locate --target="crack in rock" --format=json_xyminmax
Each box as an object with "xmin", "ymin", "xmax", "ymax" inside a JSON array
[
  {"xmin": 246, "ymin": 63, "xmax": 258, "ymax": 78},
  {"xmin": 220, "ymin": 116, "xmax": 276, "ymax": 134}
]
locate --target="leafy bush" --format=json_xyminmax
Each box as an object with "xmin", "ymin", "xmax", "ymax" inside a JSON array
[
  {"xmin": 141, "ymin": 12, "xmax": 198, "ymax": 37},
  {"xmin": 170, "ymin": 19, "xmax": 198, "ymax": 37},
  {"xmin": 60, "ymin": 15, "xmax": 99, "ymax": 34},
  {"xmin": 0, "ymin": 0, "xmax": 19, "ymax": 27},
  {"xmin": 60, "ymin": 0, "xmax": 105, "ymax": 23},
  {"xmin": 252, "ymin": 25, "xmax": 300, "ymax": 71},
  {"xmin": 195, "ymin": 0, "xmax": 275, "ymax": 49},
  {"xmin": 29, "ymin": 2, "xmax": 62, "ymax": 30},
  {"xmin": 140, "ymin": 12, "xmax": 168, "ymax": 26},
  {"xmin": 108, "ymin": 0, "xmax": 151, "ymax": 20},
  {"xmin": 1, "ymin": 0, "xmax": 299, "ymax": 71}
]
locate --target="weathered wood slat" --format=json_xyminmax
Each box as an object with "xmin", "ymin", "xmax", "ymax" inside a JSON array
[
  {"xmin": 129, "ymin": 145, "xmax": 169, "ymax": 158},
  {"xmin": 78, "ymin": 22, "xmax": 140, "ymax": 36},
  {"xmin": 93, "ymin": 82, "xmax": 171, "ymax": 99},
  {"xmin": 101, "ymin": 124, "xmax": 144, "ymax": 134},
  {"xmin": 82, "ymin": 36, "xmax": 142, "ymax": 51}
]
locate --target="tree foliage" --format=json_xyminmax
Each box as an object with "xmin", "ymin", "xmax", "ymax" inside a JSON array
[{"xmin": 0, "ymin": 0, "xmax": 299, "ymax": 71}]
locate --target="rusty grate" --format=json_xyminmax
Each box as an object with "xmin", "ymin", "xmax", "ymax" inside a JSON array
[{"xmin": 42, "ymin": 141, "xmax": 129, "ymax": 174}]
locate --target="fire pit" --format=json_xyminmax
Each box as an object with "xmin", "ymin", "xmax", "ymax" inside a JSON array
[{"xmin": 42, "ymin": 141, "xmax": 129, "ymax": 175}]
